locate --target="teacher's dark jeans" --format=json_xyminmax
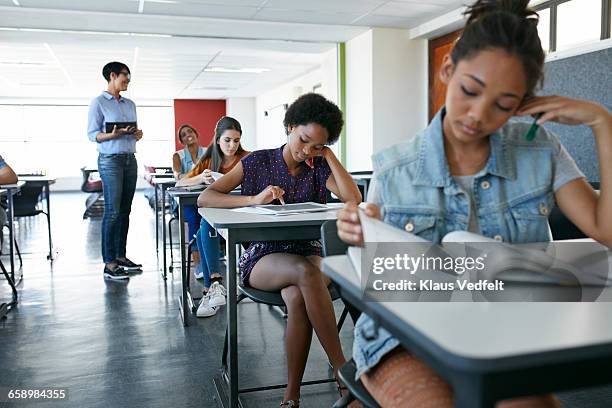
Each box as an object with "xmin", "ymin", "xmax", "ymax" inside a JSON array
[{"xmin": 98, "ymin": 153, "xmax": 137, "ymax": 264}]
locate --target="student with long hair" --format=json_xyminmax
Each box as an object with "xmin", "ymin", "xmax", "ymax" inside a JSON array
[
  {"xmin": 172, "ymin": 124, "xmax": 205, "ymax": 179},
  {"xmin": 337, "ymin": 1, "xmax": 611, "ymax": 406},
  {"xmin": 175, "ymin": 117, "xmax": 249, "ymax": 315}
]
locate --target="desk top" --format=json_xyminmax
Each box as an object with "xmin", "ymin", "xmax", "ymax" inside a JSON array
[
  {"xmin": 323, "ymin": 255, "xmax": 612, "ymax": 364},
  {"xmin": 0, "ymin": 181, "xmax": 26, "ymax": 189},
  {"xmin": 199, "ymin": 207, "xmax": 337, "ymax": 229},
  {"xmin": 18, "ymin": 176, "xmax": 57, "ymax": 184},
  {"xmin": 151, "ymin": 177, "xmax": 176, "ymax": 186}
]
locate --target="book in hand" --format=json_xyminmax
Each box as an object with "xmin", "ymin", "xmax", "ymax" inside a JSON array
[{"xmin": 349, "ymin": 211, "xmax": 611, "ymax": 287}]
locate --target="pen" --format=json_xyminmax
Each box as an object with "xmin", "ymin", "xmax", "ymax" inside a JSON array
[{"xmin": 525, "ymin": 112, "xmax": 543, "ymax": 141}]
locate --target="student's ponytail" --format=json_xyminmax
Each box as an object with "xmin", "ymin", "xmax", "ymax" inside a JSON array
[{"xmin": 452, "ymin": 0, "xmax": 545, "ymax": 97}]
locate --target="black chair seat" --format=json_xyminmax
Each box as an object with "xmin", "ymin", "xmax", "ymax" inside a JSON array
[
  {"xmin": 333, "ymin": 359, "xmax": 381, "ymax": 408},
  {"xmin": 14, "ymin": 209, "xmax": 44, "ymax": 217},
  {"xmin": 239, "ymin": 284, "xmax": 341, "ymax": 307}
]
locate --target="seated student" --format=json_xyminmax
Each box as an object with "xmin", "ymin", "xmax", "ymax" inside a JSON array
[
  {"xmin": 172, "ymin": 124, "xmax": 205, "ymax": 179},
  {"xmin": 171, "ymin": 124, "xmax": 206, "ymax": 278},
  {"xmin": 199, "ymin": 93, "xmax": 362, "ymax": 406},
  {"xmin": 336, "ymin": 1, "xmax": 612, "ymax": 407},
  {"xmin": 176, "ymin": 117, "xmax": 249, "ymax": 311}
]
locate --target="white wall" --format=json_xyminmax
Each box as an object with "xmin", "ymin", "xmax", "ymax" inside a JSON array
[
  {"xmin": 226, "ymin": 97, "xmax": 256, "ymax": 152},
  {"xmin": 345, "ymin": 30, "xmax": 374, "ymax": 172},
  {"xmin": 372, "ymin": 28, "xmax": 428, "ymax": 153},
  {"xmin": 255, "ymin": 47, "xmax": 339, "ymax": 150},
  {"xmin": 345, "ymin": 28, "xmax": 428, "ymax": 172}
]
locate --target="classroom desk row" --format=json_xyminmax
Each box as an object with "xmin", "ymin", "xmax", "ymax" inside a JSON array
[
  {"xmin": 193, "ymin": 206, "xmax": 612, "ymax": 408},
  {"xmin": 0, "ymin": 175, "xmax": 56, "ymax": 318}
]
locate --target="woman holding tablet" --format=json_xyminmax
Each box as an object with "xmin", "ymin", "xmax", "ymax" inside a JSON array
[{"xmin": 87, "ymin": 61, "xmax": 144, "ymax": 281}]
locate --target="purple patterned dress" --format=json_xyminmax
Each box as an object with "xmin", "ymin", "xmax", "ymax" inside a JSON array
[{"xmin": 238, "ymin": 145, "xmax": 332, "ymax": 286}]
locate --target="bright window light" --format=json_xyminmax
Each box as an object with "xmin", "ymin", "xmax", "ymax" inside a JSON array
[
  {"xmin": 557, "ymin": 0, "xmax": 601, "ymax": 51},
  {"xmin": 537, "ymin": 7, "xmax": 550, "ymax": 53}
]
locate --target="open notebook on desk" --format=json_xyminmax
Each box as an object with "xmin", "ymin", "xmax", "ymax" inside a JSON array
[{"xmin": 349, "ymin": 211, "xmax": 611, "ymax": 286}]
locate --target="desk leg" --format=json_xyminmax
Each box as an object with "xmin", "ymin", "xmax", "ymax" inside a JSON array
[
  {"xmin": 161, "ymin": 186, "xmax": 167, "ymax": 280},
  {"xmin": 154, "ymin": 184, "xmax": 159, "ymax": 254},
  {"xmin": 226, "ymin": 237, "xmax": 238, "ymax": 408},
  {"xmin": 453, "ymin": 375, "xmax": 495, "ymax": 408},
  {"xmin": 0, "ymin": 258, "xmax": 18, "ymax": 318},
  {"xmin": 179, "ymin": 201, "xmax": 189, "ymax": 326},
  {"xmin": 45, "ymin": 183, "xmax": 53, "ymax": 261},
  {"xmin": 7, "ymin": 189, "xmax": 15, "ymax": 281}
]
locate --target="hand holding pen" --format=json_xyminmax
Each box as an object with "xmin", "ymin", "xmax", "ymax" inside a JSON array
[{"xmin": 518, "ymin": 96, "xmax": 611, "ymax": 137}]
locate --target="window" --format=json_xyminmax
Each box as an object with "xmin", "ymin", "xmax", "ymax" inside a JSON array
[
  {"xmin": 557, "ymin": 0, "xmax": 602, "ymax": 50},
  {"xmin": 537, "ymin": 7, "xmax": 551, "ymax": 53},
  {"xmin": 0, "ymin": 104, "xmax": 174, "ymax": 178},
  {"xmin": 534, "ymin": 0, "xmax": 611, "ymax": 53}
]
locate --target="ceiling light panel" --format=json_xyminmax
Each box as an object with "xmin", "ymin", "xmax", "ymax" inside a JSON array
[
  {"xmin": 143, "ymin": 2, "xmax": 259, "ymax": 19},
  {"xmin": 263, "ymin": 0, "xmax": 385, "ymax": 14},
  {"xmin": 20, "ymin": 0, "xmax": 137, "ymax": 13},
  {"xmin": 372, "ymin": 2, "xmax": 445, "ymax": 19},
  {"xmin": 253, "ymin": 8, "xmax": 365, "ymax": 25}
]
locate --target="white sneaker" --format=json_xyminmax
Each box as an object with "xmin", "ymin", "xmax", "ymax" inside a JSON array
[
  {"xmin": 194, "ymin": 263, "xmax": 203, "ymax": 280},
  {"xmin": 196, "ymin": 295, "xmax": 218, "ymax": 317},
  {"xmin": 208, "ymin": 281, "xmax": 227, "ymax": 307}
]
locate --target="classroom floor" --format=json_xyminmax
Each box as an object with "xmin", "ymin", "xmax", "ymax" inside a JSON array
[{"xmin": 0, "ymin": 192, "xmax": 610, "ymax": 408}]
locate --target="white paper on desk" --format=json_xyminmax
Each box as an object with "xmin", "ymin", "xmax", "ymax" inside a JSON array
[{"xmin": 230, "ymin": 206, "xmax": 272, "ymax": 215}]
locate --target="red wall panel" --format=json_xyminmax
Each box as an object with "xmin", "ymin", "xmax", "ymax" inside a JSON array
[{"xmin": 173, "ymin": 99, "xmax": 226, "ymax": 150}]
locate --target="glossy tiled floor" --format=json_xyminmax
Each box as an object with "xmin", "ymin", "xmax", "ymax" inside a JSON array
[
  {"xmin": 0, "ymin": 192, "xmax": 349, "ymax": 408},
  {"xmin": 0, "ymin": 192, "xmax": 610, "ymax": 408}
]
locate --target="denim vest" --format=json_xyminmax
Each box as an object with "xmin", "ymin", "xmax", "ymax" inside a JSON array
[
  {"xmin": 352, "ymin": 108, "xmax": 584, "ymax": 379},
  {"xmin": 177, "ymin": 147, "xmax": 204, "ymax": 174}
]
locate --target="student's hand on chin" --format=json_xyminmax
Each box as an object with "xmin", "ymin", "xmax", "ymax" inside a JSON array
[
  {"xmin": 518, "ymin": 96, "xmax": 611, "ymax": 129},
  {"xmin": 336, "ymin": 202, "xmax": 380, "ymax": 247}
]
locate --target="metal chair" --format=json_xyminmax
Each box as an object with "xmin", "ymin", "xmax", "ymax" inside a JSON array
[
  {"xmin": 12, "ymin": 184, "xmax": 53, "ymax": 260},
  {"xmin": 80, "ymin": 167, "xmax": 104, "ymax": 219}
]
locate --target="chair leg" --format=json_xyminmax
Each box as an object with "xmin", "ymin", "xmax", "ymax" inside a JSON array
[
  {"xmin": 168, "ymin": 216, "xmax": 176, "ymax": 266},
  {"xmin": 14, "ymin": 239, "xmax": 22, "ymax": 269},
  {"xmin": 337, "ymin": 306, "xmax": 349, "ymax": 332},
  {"xmin": 44, "ymin": 211, "xmax": 53, "ymax": 261}
]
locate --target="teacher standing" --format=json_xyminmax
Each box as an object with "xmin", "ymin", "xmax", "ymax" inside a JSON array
[{"xmin": 87, "ymin": 61, "xmax": 143, "ymax": 281}]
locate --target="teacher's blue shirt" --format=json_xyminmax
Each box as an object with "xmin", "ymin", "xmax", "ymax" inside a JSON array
[{"xmin": 87, "ymin": 91, "xmax": 138, "ymax": 154}]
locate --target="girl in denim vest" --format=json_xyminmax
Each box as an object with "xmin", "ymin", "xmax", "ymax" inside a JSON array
[{"xmin": 337, "ymin": 0, "xmax": 612, "ymax": 406}]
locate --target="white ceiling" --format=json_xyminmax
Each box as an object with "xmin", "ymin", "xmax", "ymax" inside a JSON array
[{"xmin": 0, "ymin": 0, "xmax": 464, "ymax": 101}]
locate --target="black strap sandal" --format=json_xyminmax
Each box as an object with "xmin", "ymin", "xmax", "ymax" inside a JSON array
[{"xmin": 279, "ymin": 400, "xmax": 300, "ymax": 407}]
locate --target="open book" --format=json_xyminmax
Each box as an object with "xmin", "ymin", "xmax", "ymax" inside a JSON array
[{"xmin": 348, "ymin": 211, "xmax": 611, "ymax": 287}]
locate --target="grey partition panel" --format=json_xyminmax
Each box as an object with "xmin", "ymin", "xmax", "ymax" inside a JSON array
[{"xmin": 529, "ymin": 47, "xmax": 611, "ymax": 182}]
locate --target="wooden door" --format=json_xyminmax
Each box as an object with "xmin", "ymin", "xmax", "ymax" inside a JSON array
[{"xmin": 429, "ymin": 30, "xmax": 462, "ymax": 121}]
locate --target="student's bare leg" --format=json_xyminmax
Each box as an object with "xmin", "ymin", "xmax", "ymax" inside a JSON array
[
  {"xmin": 280, "ymin": 285, "xmax": 313, "ymax": 402},
  {"xmin": 249, "ymin": 253, "xmax": 346, "ymax": 374},
  {"xmin": 361, "ymin": 348, "xmax": 558, "ymax": 408}
]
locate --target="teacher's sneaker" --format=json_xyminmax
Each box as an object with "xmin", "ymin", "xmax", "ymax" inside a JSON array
[
  {"xmin": 115, "ymin": 258, "xmax": 143, "ymax": 271},
  {"xmin": 196, "ymin": 295, "xmax": 218, "ymax": 318},
  {"xmin": 208, "ymin": 281, "xmax": 227, "ymax": 307},
  {"xmin": 103, "ymin": 265, "xmax": 130, "ymax": 281}
]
